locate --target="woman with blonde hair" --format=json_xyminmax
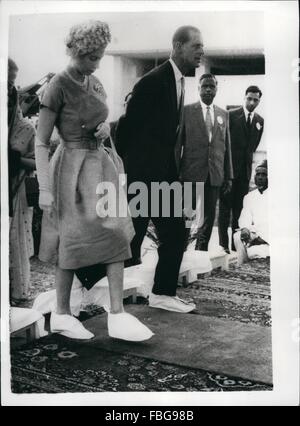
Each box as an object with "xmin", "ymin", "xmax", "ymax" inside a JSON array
[{"xmin": 36, "ymin": 20, "xmax": 153, "ymax": 341}]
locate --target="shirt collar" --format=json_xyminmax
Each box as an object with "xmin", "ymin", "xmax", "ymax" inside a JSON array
[
  {"xmin": 244, "ymin": 107, "xmax": 253, "ymax": 119},
  {"xmin": 169, "ymin": 58, "xmax": 184, "ymax": 82},
  {"xmin": 258, "ymin": 187, "xmax": 268, "ymax": 195},
  {"xmin": 200, "ymin": 98, "xmax": 214, "ymax": 112}
]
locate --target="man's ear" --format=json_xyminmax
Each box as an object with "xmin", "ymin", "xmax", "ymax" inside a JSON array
[{"xmin": 173, "ymin": 41, "xmax": 182, "ymax": 52}]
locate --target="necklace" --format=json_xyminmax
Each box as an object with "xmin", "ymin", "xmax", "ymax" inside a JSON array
[{"xmin": 66, "ymin": 67, "xmax": 88, "ymax": 88}]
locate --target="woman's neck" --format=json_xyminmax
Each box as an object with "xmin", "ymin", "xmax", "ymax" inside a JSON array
[{"xmin": 67, "ymin": 64, "xmax": 85, "ymax": 82}]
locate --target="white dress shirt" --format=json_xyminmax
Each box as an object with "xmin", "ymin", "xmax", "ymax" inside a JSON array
[
  {"xmin": 243, "ymin": 107, "xmax": 254, "ymax": 123},
  {"xmin": 169, "ymin": 58, "xmax": 184, "ymax": 107},
  {"xmin": 238, "ymin": 188, "xmax": 269, "ymax": 243},
  {"xmin": 200, "ymin": 99, "xmax": 215, "ymax": 126}
]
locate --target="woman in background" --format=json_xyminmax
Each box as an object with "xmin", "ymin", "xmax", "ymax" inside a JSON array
[
  {"xmin": 8, "ymin": 58, "xmax": 36, "ymax": 301},
  {"xmin": 36, "ymin": 20, "xmax": 153, "ymax": 341}
]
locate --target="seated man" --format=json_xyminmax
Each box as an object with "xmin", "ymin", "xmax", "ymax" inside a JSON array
[{"xmin": 233, "ymin": 160, "xmax": 269, "ymax": 265}]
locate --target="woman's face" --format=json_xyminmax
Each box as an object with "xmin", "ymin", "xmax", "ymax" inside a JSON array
[
  {"xmin": 8, "ymin": 66, "xmax": 18, "ymax": 86},
  {"xmin": 74, "ymin": 47, "xmax": 105, "ymax": 76}
]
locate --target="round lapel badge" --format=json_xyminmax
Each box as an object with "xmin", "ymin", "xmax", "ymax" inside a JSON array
[
  {"xmin": 217, "ymin": 115, "xmax": 223, "ymax": 125},
  {"xmin": 94, "ymin": 83, "xmax": 103, "ymax": 94}
]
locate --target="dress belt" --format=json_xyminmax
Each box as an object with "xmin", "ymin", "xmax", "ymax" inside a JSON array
[{"xmin": 60, "ymin": 139, "xmax": 102, "ymax": 150}]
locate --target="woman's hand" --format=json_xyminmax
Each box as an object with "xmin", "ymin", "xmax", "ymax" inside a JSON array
[
  {"xmin": 39, "ymin": 190, "xmax": 54, "ymax": 216},
  {"xmin": 94, "ymin": 122, "xmax": 110, "ymax": 142}
]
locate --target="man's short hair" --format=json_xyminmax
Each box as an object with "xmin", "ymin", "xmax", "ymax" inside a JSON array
[
  {"xmin": 199, "ymin": 73, "xmax": 218, "ymax": 85},
  {"xmin": 245, "ymin": 85, "xmax": 262, "ymax": 98},
  {"xmin": 172, "ymin": 26, "xmax": 200, "ymax": 46}
]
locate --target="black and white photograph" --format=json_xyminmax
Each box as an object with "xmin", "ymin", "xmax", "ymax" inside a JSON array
[{"xmin": 1, "ymin": 0, "xmax": 299, "ymax": 406}]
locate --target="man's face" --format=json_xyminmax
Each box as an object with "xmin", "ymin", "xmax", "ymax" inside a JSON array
[
  {"xmin": 199, "ymin": 77, "xmax": 217, "ymax": 105},
  {"xmin": 244, "ymin": 91, "xmax": 260, "ymax": 113},
  {"xmin": 254, "ymin": 167, "xmax": 268, "ymax": 191},
  {"xmin": 180, "ymin": 30, "xmax": 204, "ymax": 71}
]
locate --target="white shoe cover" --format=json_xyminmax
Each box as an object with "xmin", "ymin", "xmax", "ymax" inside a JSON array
[
  {"xmin": 50, "ymin": 312, "xmax": 94, "ymax": 340},
  {"xmin": 149, "ymin": 293, "xmax": 196, "ymax": 313},
  {"xmin": 108, "ymin": 312, "xmax": 154, "ymax": 342}
]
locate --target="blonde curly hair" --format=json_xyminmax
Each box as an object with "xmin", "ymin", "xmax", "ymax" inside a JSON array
[{"xmin": 65, "ymin": 20, "xmax": 111, "ymax": 57}]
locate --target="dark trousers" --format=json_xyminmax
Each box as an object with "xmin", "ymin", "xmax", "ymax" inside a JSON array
[
  {"xmin": 218, "ymin": 176, "xmax": 250, "ymax": 250},
  {"xmin": 127, "ymin": 177, "xmax": 186, "ymax": 297},
  {"xmin": 195, "ymin": 178, "xmax": 219, "ymax": 251}
]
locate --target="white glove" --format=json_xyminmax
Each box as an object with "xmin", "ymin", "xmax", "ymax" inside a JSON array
[
  {"xmin": 39, "ymin": 190, "xmax": 54, "ymax": 216},
  {"xmin": 35, "ymin": 140, "xmax": 51, "ymax": 192},
  {"xmin": 94, "ymin": 122, "xmax": 110, "ymax": 141}
]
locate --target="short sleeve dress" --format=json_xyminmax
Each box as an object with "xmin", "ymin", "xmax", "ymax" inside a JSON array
[
  {"xmin": 9, "ymin": 111, "xmax": 35, "ymax": 300},
  {"xmin": 38, "ymin": 70, "xmax": 134, "ymax": 270}
]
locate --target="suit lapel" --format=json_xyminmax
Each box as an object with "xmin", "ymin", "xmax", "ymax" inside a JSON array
[
  {"xmin": 211, "ymin": 105, "xmax": 219, "ymax": 141},
  {"xmin": 238, "ymin": 107, "xmax": 247, "ymax": 132},
  {"xmin": 236, "ymin": 107, "xmax": 249, "ymax": 140},
  {"xmin": 197, "ymin": 102, "xmax": 210, "ymax": 144},
  {"xmin": 251, "ymin": 113, "xmax": 258, "ymax": 132},
  {"xmin": 248, "ymin": 112, "xmax": 260, "ymax": 148},
  {"xmin": 162, "ymin": 61, "xmax": 178, "ymax": 124}
]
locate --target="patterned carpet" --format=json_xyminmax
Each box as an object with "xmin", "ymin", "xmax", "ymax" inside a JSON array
[
  {"xmin": 178, "ymin": 258, "xmax": 271, "ymax": 328},
  {"xmin": 11, "ymin": 336, "xmax": 271, "ymax": 393},
  {"xmin": 10, "ymin": 257, "xmax": 272, "ymax": 393}
]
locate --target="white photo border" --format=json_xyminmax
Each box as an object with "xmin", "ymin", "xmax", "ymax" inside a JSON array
[{"xmin": 1, "ymin": 0, "xmax": 299, "ymax": 406}]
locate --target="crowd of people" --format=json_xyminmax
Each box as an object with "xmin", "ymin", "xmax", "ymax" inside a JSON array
[{"xmin": 8, "ymin": 19, "xmax": 268, "ymax": 342}]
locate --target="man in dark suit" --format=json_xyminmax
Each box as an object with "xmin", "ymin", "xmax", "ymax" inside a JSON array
[
  {"xmin": 111, "ymin": 92, "xmax": 132, "ymax": 144},
  {"xmin": 116, "ymin": 26, "xmax": 204, "ymax": 313},
  {"xmin": 181, "ymin": 74, "xmax": 233, "ymax": 251},
  {"xmin": 218, "ymin": 86, "xmax": 264, "ymax": 253}
]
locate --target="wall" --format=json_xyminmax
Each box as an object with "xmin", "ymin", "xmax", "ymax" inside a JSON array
[{"xmin": 105, "ymin": 56, "xmax": 266, "ymax": 154}]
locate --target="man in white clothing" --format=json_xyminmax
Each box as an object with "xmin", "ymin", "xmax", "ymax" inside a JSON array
[{"xmin": 233, "ymin": 160, "xmax": 269, "ymax": 265}]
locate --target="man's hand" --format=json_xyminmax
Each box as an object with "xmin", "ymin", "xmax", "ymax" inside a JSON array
[
  {"xmin": 240, "ymin": 228, "xmax": 251, "ymax": 244},
  {"xmin": 222, "ymin": 179, "xmax": 232, "ymax": 196}
]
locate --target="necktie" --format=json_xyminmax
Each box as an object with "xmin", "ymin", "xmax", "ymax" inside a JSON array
[
  {"xmin": 246, "ymin": 112, "xmax": 252, "ymax": 133},
  {"xmin": 175, "ymin": 77, "xmax": 185, "ymax": 171},
  {"xmin": 177, "ymin": 77, "xmax": 185, "ymax": 132},
  {"xmin": 178, "ymin": 77, "xmax": 185, "ymax": 114},
  {"xmin": 205, "ymin": 106, "xmax": 213, "ymax": 142}
]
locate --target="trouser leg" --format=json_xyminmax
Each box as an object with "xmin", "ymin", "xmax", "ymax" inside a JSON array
[
  {"xmin": 218, "ymin": 191, "xmax": 232, "ymax": 250},
  {"xmin": 231, "ymin": 177, "xmax": 249, "ymax": 250},
  {"xmin": 128, "ymin": 215, "xmax": 150, "ymax": 265},
  {"xmin": 151, "ymin": 215, "xmax": 186, "ymax": 296},
  {"xmin": 195, "ymin": 180, "xmax": 219, "ymax": 251}
]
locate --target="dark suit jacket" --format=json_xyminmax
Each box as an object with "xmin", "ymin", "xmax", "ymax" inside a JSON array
[
  {"xmin": 180, "ymin": 102, "xmax": 233, "ymax": 187},
  {"xmin": 115, "ymin": 61, "xmax": 181, "ymax": 183},
  {"xmin": 229, "ymin": 107, "xmax": 264, "ymax": 180}
]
